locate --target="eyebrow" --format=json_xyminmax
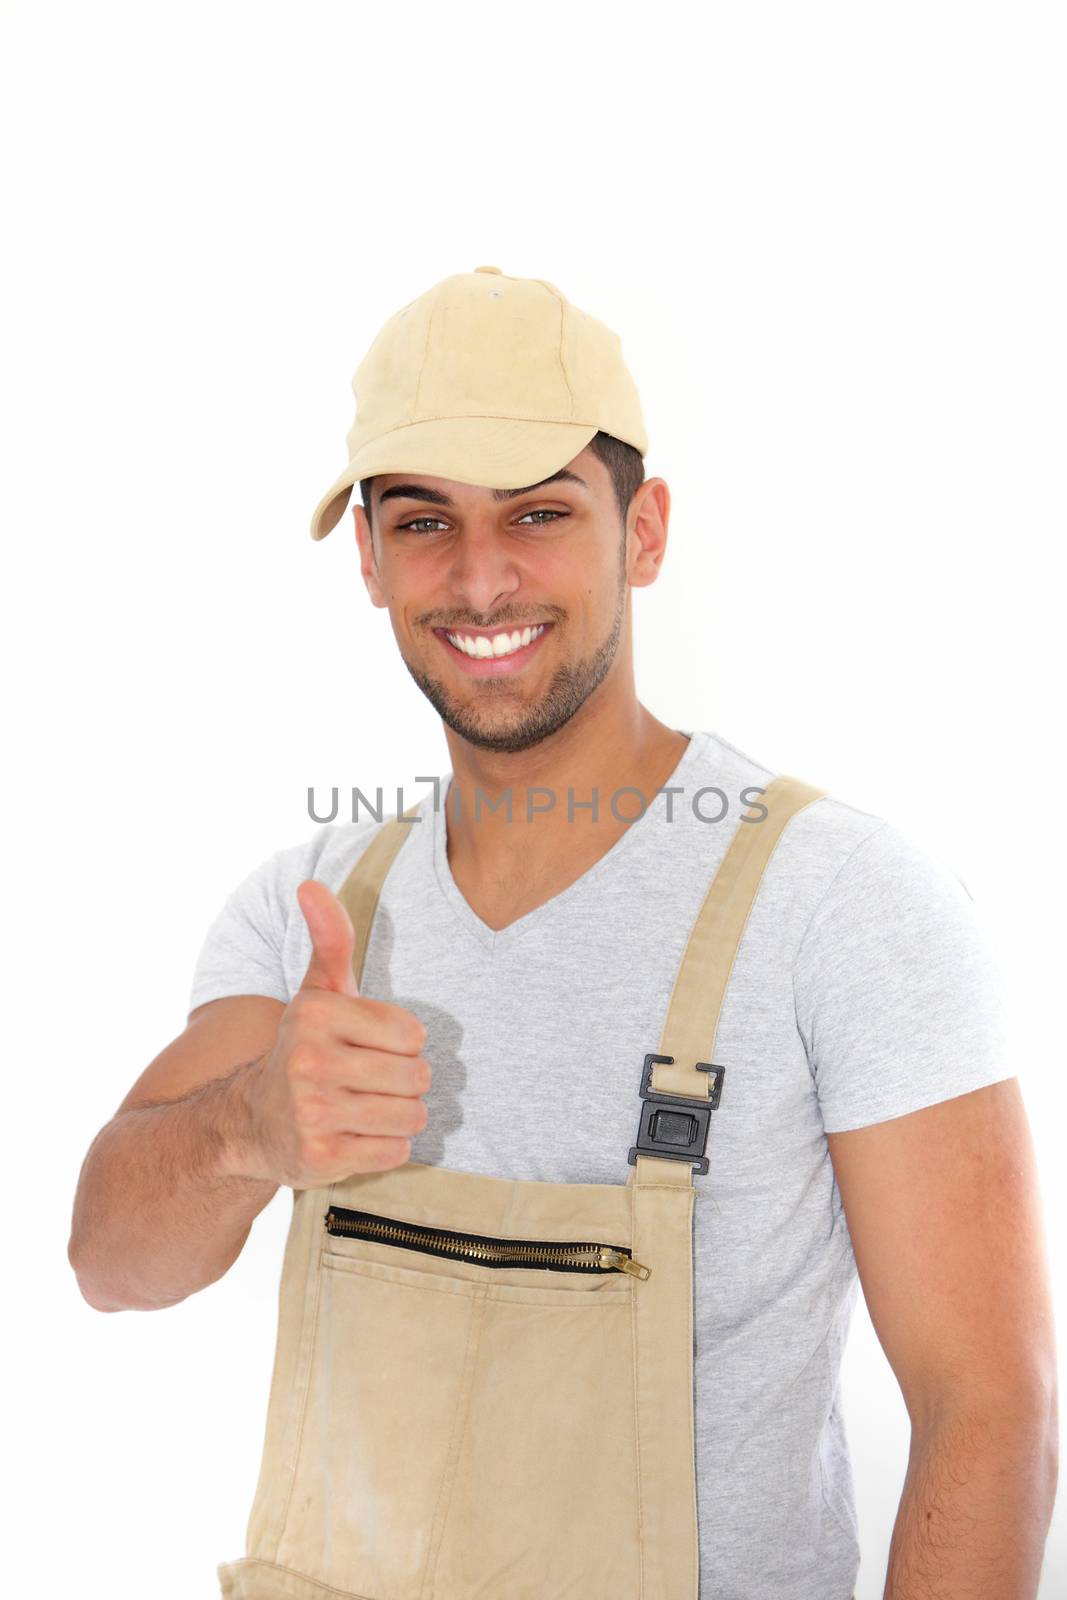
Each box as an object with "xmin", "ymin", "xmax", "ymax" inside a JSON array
[{"xmin": 376, "ymin": 468, "xmax": 590, "ymax": 510}]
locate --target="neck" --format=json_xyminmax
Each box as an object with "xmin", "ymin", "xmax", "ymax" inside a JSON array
[{"xmin": 440, "ymin": 695, "xmax": 690, "ymax": 877}]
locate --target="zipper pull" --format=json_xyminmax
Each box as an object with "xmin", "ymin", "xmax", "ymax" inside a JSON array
[{"xmin": 599, "ymin": 1247, "xmax": 651, "ymax": 1280}]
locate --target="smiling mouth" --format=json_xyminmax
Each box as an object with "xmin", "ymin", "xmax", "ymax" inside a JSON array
[
  {"xmin": 432, "ymin": 621, "xmax": 554, "ymax": 678},
  {"xmin": 435, "ymin": 622, "xmax": 552, "ymax": 662}
]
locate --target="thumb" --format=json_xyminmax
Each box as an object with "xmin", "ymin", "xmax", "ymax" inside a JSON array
[{"xmin": 295, "ymin": 879, "xmax": 359, "ymax": 997}]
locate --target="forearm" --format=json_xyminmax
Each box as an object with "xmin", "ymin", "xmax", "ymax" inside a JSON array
[
  {"xmin": 884, "ymin": 1391, "xmax": 1059, "ymax": 1599},
  {"xmin": 68, "ymin": 1056, "xmax": 278, "ymax": 1312}
]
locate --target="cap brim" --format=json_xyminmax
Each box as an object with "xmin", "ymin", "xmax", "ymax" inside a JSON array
[{"xmin": 309, "ymin": 416, "xmax": 602, "ymax": 540}]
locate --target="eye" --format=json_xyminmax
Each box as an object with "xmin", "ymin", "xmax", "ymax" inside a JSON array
[
  {"xmin": 517, "ymin": 509, "xmax": 565, "ymax": 526},
  {"xmin": 396, "ymin": 517, "xmax": 449, "ymax": 534},
  {"xmin": 395, "ymin": 509, "xmax": 567, "ymax": 535}
]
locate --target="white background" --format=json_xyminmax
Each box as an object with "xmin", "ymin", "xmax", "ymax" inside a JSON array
[{"xmin": 2, "ymin": 2, "xmax": 1063, "ymax": 1594}]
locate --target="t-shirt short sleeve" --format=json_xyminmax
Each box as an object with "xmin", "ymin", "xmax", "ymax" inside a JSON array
[
  {"xmin": 186, "ymin": 826, "xmax": 353, "ymax": 1015},
  {"xmin": 186, "ymin": 849, "xmax": 299, "ymax": 1014},
  {"xmin": 793, "ymin": 820, "xmax": 1015, "ymax": 1133}
]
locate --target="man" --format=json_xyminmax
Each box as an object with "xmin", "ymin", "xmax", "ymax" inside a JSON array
[{"xmin": 69, "ymin": 268, "xmax": 1057, "ymax": 1598}]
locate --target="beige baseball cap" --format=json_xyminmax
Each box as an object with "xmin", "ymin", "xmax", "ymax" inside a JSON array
[{"xmin": 309, "ymin": 266, "xmax": 649, "ymax": 541}]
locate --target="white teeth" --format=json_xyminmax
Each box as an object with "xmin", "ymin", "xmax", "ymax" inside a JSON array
[{"xmin": 445, "ymin": 624, "xmax": 545, "ymax": 659}]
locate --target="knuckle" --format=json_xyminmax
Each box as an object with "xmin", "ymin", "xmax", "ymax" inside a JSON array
[
  {"xmin": 301, "ymin": 1131, "xmax": 335, "ymax": 1168},
  {"xmin": 293, "ymin": 1088, "xmax": 330, "ymax": 1129},
  {"xmin": 286, "ymin": 1041, "xmax": 322, "ymax": 1082},
  {"xmin": 355, "ymin": 994, "xmax": 390, "ymax": 1026},
  {"xmin": 359, "ymin": 999, "xmax": 425, "ymax": 1054}
]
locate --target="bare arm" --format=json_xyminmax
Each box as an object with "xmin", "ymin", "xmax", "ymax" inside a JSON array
[
  {"xmin": 827, "ymin": 1078, "xmax": 1059, "ymax": 1599},
  {"xmin": 68, "ymin": 995, "xmax": 285, "ymax": 1312},
  {"xmin": 69, "ymin": 879, "xmax": 432, "ymax": 1315}
]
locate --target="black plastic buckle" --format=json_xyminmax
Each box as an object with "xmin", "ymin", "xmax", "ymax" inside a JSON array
[{"xmin": 627, "ymin": 1052, "xmax": 725, "ymax": 1175}]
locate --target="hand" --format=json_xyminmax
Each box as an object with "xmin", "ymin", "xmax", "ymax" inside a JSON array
[{"xmin": 238, "ymin": 878, "xmax": 431, "ymax": 1189}]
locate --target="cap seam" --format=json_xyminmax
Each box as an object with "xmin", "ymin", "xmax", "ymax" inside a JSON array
[
  {"xmin": 533, "ymin": 278, "xmax": 576, "ymax": 421},
  {"xmin": 553, "ymin": 291, "xmax": 575, "ymax": 417},
  {"xmin": 411, "ymin": 292, "xmax": 437, "ymax": 422}
]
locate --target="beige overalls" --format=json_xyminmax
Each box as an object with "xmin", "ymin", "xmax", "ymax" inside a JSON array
[{"xmin": 217, "ymin": 774, "xmax": 828, "ymax": 1600}]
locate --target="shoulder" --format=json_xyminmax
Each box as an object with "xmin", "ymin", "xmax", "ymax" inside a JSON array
[
  {"xmin": 794, "ymin": 811, "xmax": 984, "ymax": 955},
  {"xmin": 692, "ymin": 729, "xmax": 986, "ymax": 948},
  {"xmin": 694, "ymin": 727, "xmax": 891, "ymax": 872},
  {"xmin": 789, "ymin": 801, "xmax": 1005, "ymax": 1073}
]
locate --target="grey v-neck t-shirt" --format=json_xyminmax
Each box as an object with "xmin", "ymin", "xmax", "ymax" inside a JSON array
[{"xmin": 188, "ymin": 729, "xmax": 1013, "ymax": 1600}]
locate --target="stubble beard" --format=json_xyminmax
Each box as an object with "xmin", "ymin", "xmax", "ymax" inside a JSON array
[{"xmin": 400, "ymin": 562, "xmax": 628, "ymax": 756}]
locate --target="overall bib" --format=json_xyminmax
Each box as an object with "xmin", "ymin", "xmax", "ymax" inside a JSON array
[{"xmin": 217, "ymin": 774, "xmax": 828, "ymax": 1600}]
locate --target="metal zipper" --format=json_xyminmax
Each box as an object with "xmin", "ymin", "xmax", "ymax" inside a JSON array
[{"xmin": 324, "ymin": 1204, "xmax": 651, "ymax": 1280}]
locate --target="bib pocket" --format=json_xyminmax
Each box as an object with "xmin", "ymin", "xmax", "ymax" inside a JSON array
[
  {"xmin": 273, "ymin": 1202, "xmax": 646, "ymax": 1600},
  {"xmin": 432, "ymin": 1273, "xmax": 643, "ymax": 1598},
  {"xmin": 275, "ymin": 1224, "xmax": 480, "ymax": 1597}
]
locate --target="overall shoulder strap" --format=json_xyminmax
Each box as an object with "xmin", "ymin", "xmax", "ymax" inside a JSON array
[
  {"xmin": 335, "ymin": 803, "xmax": 423, "ymax": 989},
  {"xmin": 653, "ymin": 774, "xmax": 827, "ymax": 1100}
]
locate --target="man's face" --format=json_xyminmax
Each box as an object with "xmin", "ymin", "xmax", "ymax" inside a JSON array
[{"xmin": 352, "ymin": 444, "xmax": 647, "ymax": 755}]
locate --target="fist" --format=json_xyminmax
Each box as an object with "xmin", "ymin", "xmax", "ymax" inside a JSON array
[{"xmin": 238, "ymin": 877, "xmax": 431, "ymax": 1189}]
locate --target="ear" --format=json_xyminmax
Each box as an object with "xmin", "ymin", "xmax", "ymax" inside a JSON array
[
  {"xmin": 353, "ymin": 503, "xmax": 389, "ymax": 608},
  {"xmin": 626, "ymin": 478, "xmax": 671, "ymax": 589}
]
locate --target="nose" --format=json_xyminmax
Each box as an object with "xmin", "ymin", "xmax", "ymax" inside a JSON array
[{"xmin": 442, "ymin": 519, "xmax": 523, "ymax": 620}]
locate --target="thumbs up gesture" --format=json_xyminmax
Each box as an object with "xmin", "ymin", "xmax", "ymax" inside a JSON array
[{"xmin": 237, "ymin": 879, "xmax": 431, "ymax": 1190}]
